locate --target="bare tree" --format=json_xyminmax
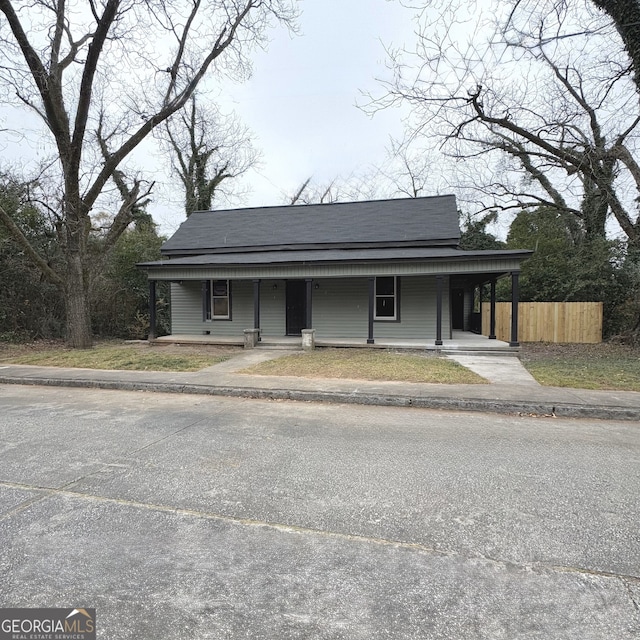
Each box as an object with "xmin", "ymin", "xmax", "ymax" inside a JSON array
[
  {"xmin": 374, "ymin": 0, "xmax": 640, "ymax": 247},
  {"xmin": 592, "ymin": 0, "xmax": 640, "ymax": 92},
  {"xmin": 287, "ymin": 176, "xmax": 342, "ymax": 204},
  {"xmin": 286, "ymin": 172, "xmax": 385, "ymax": 205},
  {"xmin": 505, "ymin": 1, "xmax": 640, "ymax": 95},
  {"xmin": 378, "ymin": 137, "xmax": 447, "ymax": 199},
  {"xmin": 286, "ymin": 148, "xmax": 445, "ymax": 206},
  {"xmin": 164, "ymin": 95, "xmax": 259, "ymax": 216},
  {"xmin": 0, "ymin": 0, "xmax": 296, "ymax": 347}
]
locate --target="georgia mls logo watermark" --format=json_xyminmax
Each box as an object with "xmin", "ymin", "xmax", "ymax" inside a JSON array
[{"xmin": 0, "ymin": 608, "xmax": 95, "ymax": 640}]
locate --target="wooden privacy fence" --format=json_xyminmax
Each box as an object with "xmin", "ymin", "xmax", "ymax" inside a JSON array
[{"xmin": 481, "ymin": 302, "xmax": 603, "ymax": 343}]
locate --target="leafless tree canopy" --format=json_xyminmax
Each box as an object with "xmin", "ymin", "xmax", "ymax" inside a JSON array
[
  {"xmin": 374, "ymin": 0, "xmax": 640, "ymax": 247},
  {"xmin": 164, "ymin": 95, "xmax": 259, "ymax": 216},
  {"xmin": 0, "ymin": 0, "xmax": 297, "ymax": 347},
  {"xmin": 578, "ymin": 0, "xmax": 640, "ymax": 95}
]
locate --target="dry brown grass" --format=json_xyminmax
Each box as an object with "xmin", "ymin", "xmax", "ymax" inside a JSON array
[
  {"xmin": 7, "ymin": 340, "xmax": 635, "ymax": 390},
  {"xmin": 241, "ymin": 348, "xmax": 487, "ymax": 384},
  {"xmin": 0, "ymin": 340, "xmax": 241, "ymax": 372},
  {"xmin": 520, "ymin": 342, "xmax": 640, "ymax": 391}
]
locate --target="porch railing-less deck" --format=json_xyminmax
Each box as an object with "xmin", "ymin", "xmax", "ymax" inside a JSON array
[{"xmin": 152, "ymin": 331, "xmax": 517, "ymax": 354}]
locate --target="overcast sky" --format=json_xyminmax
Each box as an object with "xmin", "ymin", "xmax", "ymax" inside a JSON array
[
  {"xmin": 153, "ymin": 0, "xmax": 418, "ymax": 232},
  {"xmin": 0, "ymin": 0, "xmax": 420, "ymax": 234},
  {"xmin": 2, "ymin": 0, "xmax": 630, "ymax": 240}
]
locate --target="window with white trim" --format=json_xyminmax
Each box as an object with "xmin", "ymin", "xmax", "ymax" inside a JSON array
[{"xmin": 375, "ymin": 276, "xmax": 397, "ymax": 320}]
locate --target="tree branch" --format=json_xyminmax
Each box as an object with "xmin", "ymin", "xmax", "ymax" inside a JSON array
[
  {"xmin": 0, "ymin": 202, "xmax": 64, "ymax": 286},
  {"xmin": 70, "ymin": 0, "xmax": 120, "ymax": 176},
  {"xmin": 83, "ymin": 1, "xmax": 258, "ymax": 211}
]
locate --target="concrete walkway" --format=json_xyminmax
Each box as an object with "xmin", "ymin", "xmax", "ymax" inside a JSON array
[
  {"xmin": 445, "ymin": 353, "xmax": 540, "ymax": 386},
  {"xmin": 0, "ymin": 349, "xmax": 639, "ymax": 421}
]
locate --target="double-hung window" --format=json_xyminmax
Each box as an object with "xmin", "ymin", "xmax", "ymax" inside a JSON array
[
  {"xmin": 203, "ymin": 280, "xmax": 231, "ymax": 320},
  {"xmin": 212, "ymin": 280, "xmax": 230, "ymax": 319},
  {"xmin": 375, "ymin": 276, "xmax": 398, "ymax": 320}
]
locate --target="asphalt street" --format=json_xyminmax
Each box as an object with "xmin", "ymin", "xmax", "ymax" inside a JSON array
[{"xmin": 0, "ymin": 385, "xmax": 639, "ymax": 639}]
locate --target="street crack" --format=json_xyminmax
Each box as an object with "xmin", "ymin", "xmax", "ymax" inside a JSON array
[{"xmin": 1, "ymin": 478, "xmax": 639, "ymax": 586}]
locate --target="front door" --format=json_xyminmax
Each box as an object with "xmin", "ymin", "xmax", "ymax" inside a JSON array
[
  {"xmin": 286, "ymin": 280, "xmax": 306, "ymax": 336},
  {"xmin": 452, "ymin": 288, "xmax": 465, "ymax": 330}
]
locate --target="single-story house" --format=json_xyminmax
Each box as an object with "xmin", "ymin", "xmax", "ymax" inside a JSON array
[{"xmin": 139, "ymin": 195, "xmax": 532, "ymax": 348}]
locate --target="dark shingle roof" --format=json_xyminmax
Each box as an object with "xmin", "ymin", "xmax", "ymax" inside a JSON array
[{"xmin": 161, "ymin": 195, "xmax": 461, "ymax": 256}]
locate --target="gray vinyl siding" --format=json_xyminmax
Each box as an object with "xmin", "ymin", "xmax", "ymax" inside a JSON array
[
  {"xmin": 313, "ymin": 276, "xmax": 450, "ymax": 340},
  {"xmin": 170, "ymin": 281, "xmax": 254, "ymax": 336},
  {"xmin": 312, "ymin": 279, "xmax": 368, "ymax": 338},
  {"xmin": 170, "ymin": 282, "xmax": 201, "ymax": 334},
  {"xmin": 171, "ymin": 276, "xmax": 449, "ymax": 339},
  {"xmin": 315, "ymin": 277, "xmax": 446, "ymax": 339},
  {"xmin": 170, "ymin": 279, "xmax": 287, "ymax": 336},
  {"xmin": 377, "ymin": 276, "xmax": 450, "ymax": 340}
]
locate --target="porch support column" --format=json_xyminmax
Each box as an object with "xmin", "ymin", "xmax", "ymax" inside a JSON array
[
  {"xmin": 489, "ymin": 279, "xmax": 497, "ymax": 340},
  {"xmin": 305, "ymin": 278, "xmax": 313, "ymax": 329},
  {"xmin": 435, "ymin": 275, "xmax": 443, "ymax": 346},
  {"xmin": 253, "ymin": 279, "xmax": 261, "ymax": 340},
  {"xmin": 201, "ymin": 280, "xmax": 209, "ymax": 321},
  {"xmin": 148, "ymin": 280, "xmax": 157, "ymax": 340},
  {"xmin": 510, "ymin": 271, "xmax": 520, "ymax": 347},
  {"xmin": 367, "ymin": 277, "xmax": 375, "ymax": 344}
]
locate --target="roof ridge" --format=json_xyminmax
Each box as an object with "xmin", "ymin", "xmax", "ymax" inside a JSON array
[{"xmin": 188, "ymin": 194, "xmax": 456, "ymax": 216}]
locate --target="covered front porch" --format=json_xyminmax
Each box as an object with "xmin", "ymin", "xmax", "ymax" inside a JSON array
[
  {"xmin": 152, "ymin": 330, "xmax": 518, "ymax": 354},
  {"xmin": 147, "ymin": 273, "xmax": 522, "ymax": 351}
]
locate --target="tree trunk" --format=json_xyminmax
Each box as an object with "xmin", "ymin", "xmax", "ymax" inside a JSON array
[{"xmin": 65, "ymin": 253, "xmax": 92, "ymax": 348}]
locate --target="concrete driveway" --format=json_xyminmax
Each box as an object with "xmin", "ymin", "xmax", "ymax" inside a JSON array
[{"xmin": 1, "ymin": 385, "xmax": 639, "ymax": 639}]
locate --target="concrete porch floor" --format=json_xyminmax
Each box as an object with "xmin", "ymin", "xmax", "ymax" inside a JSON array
[{"xmin": 152, "ymin": 331, "xmax": 518, "ymax": 354}]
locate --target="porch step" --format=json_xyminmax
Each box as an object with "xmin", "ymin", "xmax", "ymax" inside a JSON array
[
  {"xmin": 441, "ymin": 348, "xmax": 520, "ymax": 357},
  {"xmin": 256, "ymin": 341, "xmax": 302, "ymax": 350}
]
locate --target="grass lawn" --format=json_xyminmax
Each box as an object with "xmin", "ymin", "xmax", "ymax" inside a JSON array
[
  {"xmin": 520, "ymin": 342, "xmax": 640, "ymax": 392},
  {"xmin": 2, "ymin": 339, "xmax": 637, "ymax": 390},
  {"xmin": 241, "ymin": 348, "xmax": 487, "ymax": 384},
  {"xmin": 0, "ymin": 340, "xmax": 240, "ymax": 372}
]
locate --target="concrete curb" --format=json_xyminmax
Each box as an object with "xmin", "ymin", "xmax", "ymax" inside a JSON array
[{"xmin": 1, "ymin": 375, "xmax": 639, "ymax": 422}]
